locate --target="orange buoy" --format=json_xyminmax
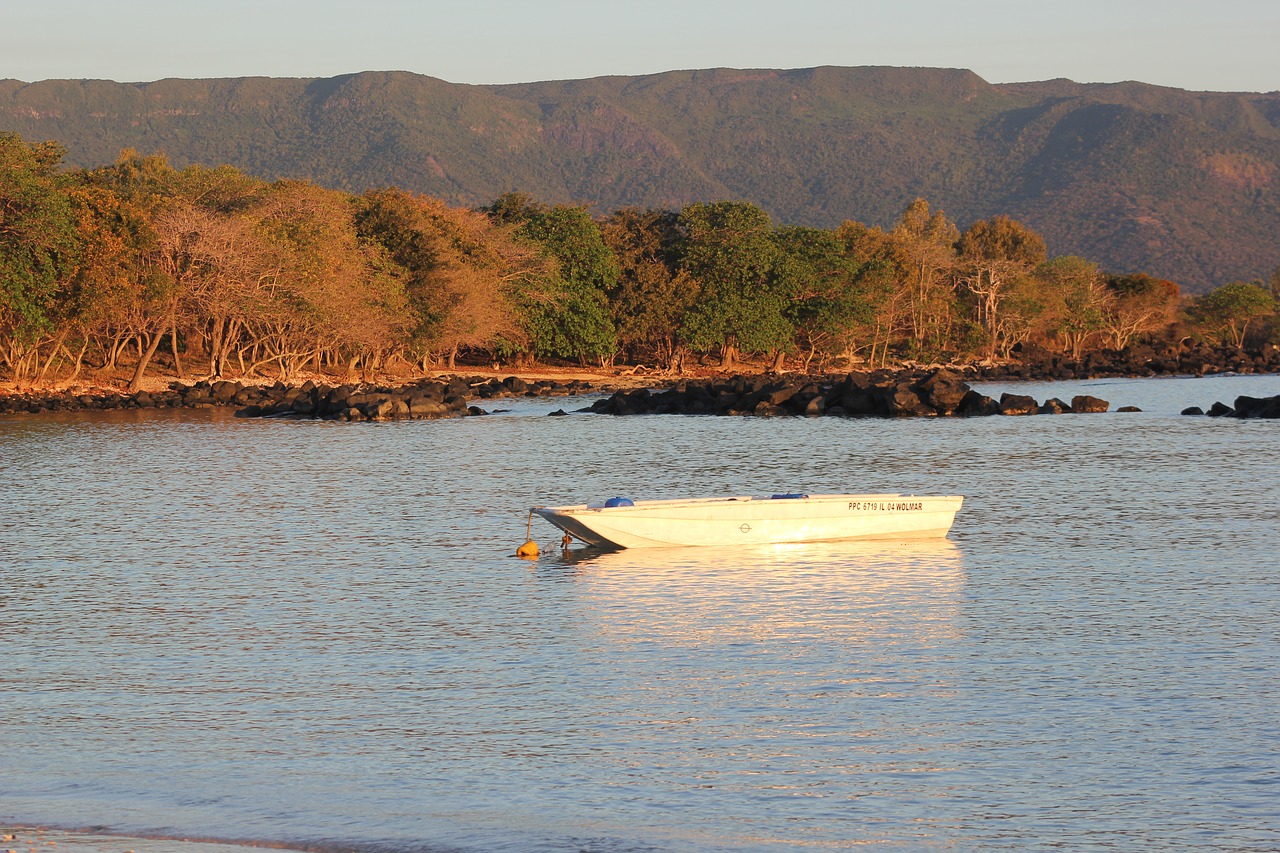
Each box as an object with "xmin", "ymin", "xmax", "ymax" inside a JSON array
[{"xmin": 516, "ymin": 539, "xmax": 540, "ymax": 558}]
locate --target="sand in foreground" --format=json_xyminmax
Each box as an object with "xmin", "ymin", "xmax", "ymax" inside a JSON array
[{"xmin": 1, "ymin": 826, "xmax": 319, "ymax": 853}]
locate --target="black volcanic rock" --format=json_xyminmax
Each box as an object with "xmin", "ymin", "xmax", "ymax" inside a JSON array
[
  {"xmin": 585, "ymin": 371, "xmax": 1126, "ymax": 420},
  {"xmin": 1070, "ymin": 395, "xmax": 1110, "ymax": 413},
  {"xmin": 998, "ymin": 393, "xmax": 1039, "ymax": 416}
]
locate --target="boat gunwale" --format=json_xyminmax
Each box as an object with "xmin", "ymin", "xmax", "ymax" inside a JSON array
[{"xmin": 535, "ymin": 493, "xmax": 953, "ymax": 516}]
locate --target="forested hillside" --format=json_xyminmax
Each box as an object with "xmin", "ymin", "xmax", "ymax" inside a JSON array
[{"xmin": 2, "ymin": 66, "xmax": 1279, "ymax": 291}]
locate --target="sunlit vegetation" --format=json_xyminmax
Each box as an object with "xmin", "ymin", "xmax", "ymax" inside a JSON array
[{"xmin": 2, "ymin": 132, "xmax": 1276, "ymax": 386}]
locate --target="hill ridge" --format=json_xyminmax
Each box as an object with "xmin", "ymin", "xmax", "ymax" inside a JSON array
[{"xmin": 4, "ymin": 66, "xmax": 1278, "ymax": 291}]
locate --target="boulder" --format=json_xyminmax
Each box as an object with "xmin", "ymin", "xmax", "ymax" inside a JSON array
[
  {"xmin": 1258, "ymin": 398, "xmax": 1280, "ymax": 419},
  {"xmin": 765, "ymin": 384, "xmax": 798, "ymax": 406},
  {"xmin": 1038, "ymin": 397, "xmax": 1071, "ymax": 414},
  {"xmin": 211, "ymin": 380, "xmax": 242, "ymax": 403},
  {"xmin": 408, "ymin": 397, "xmax": 452, "ymax": 418},
  {"xmin": 1233, "ymin": 395, "xmax": 1280, "ymax": 418},
  {"xmin": 998, "ymin": 393, "xmax": 1038, "ymax": 416},
  {"xmin": 1070, "ymin": 395, "xmax": 1109, "ymax": 413},
  {"xmin": 915, "ymin": 368, "xmax": 968, "ymax": 414},
  {"xmin": 886, "ymin": 383, "xmax": 935, "ymax": 417},
  {"xmin": 612, "ymin": 390, "xmax": 651, "ymax": 416},
  {"xmin": 957, "ymin": 390, "xmax": 1001, "ymax": 417},
  {"xmin": 753, "ymin": 401, "xmax": 788, "ymax": 417},
  {"xmin": 839, "ymin": 387, "xmax": 880, "ymax": 416},
  {"xmin": 1207, "ymin": 401, "xmax": 1234, "ymax": 417},
  {"xmin": 1181, "ymin": 406, "xmax": 1205, "ymax": 416}
]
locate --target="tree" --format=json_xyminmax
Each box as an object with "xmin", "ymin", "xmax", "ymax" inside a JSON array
[
  {"xmin": 78, "ymin": 152, "xmax": 270, "ymax": 388},
  {"xmin": 137, "ymin": 201, "xmax": 265, "ymax": 387},
  {"xmin": 1192, "ymin": 282, "xmax": 1276, "ymax": 346},
  {"xmin": 250, "ymin": 180, "xmax": 409, "ymax": 380},
  {"xmin": 485, "ymin": 198, "xmax": 618, "ymax": 365},
  {"xmin": 772, "ymin": 225, "xmax": 875, "ymax": 370},
  {"xmin": 835, "ymin": 220, "xmax": 902, "ymax": 366},
  {"xmin": 600, "ymin": 207, "xmax": 697, "ymax": 372},
  {"xmin": 956, "ymin": 215, "xmax": 1047, "ymax": 357},
  {"xmin": 0, "ymin": 134, "xmax": 81, "ymax": 381},
  {"xmin": 358, "ymin": 188, "xmax": 541, "ymax": 369},
  {"xmin": 1036, "ymin": 256, "xmax": 1110, "ymax": 358},
  {"xmin": 59, "ymin": 173, "xmax": 165, "ymax": 381},
  {"xmin": 887, "ymin": 199, "xmax": 959, "ymax": 356},
  {"xmin": 1102, "ymin": 272, "xmax": 1180, "ymax": 350},
  {"xmin": 677, "ymin": 201, "xmax": 790, "ymax": 367}
]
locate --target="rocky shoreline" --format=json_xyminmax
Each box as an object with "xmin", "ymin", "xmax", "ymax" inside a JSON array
[
  {"xmin": 1181, "ymin": 395, "xmax": 1280, "ymax": 418},
  {"xmin": 0, "ymin": 375, "xmax": 600, "ymax": 419},
  {"xmin": 588, "ymin": 369, "xmax": 1120, "ymax": 418},
  {"xmin": 962, "ymin": 341, "xmax": 1280, "ymax": 381},
  {"xmin": 2, "ymin": 341, "xmax": 1278, "ymax": 420}
]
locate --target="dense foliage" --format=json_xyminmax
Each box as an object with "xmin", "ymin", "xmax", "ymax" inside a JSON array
[
  {"xmin": 2, "ymin": 132, "xmax": 1277, "ymax": 386},
  {"xmin": 5, "ymin": 68, "xmax": 1279, "ymax": 291}
]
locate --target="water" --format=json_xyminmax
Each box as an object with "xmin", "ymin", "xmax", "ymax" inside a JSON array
[{"xmin": 2, "ymin": 374, "xmax": 1278, "ymax": 851}]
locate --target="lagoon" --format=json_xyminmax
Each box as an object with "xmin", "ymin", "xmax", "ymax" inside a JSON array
[{"xmin": 2, "ymin": 374, "xmax": 1278, "ymax": 851}]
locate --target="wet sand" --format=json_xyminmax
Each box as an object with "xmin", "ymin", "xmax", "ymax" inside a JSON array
[{"xmin": 0, "ymin": 827, "xmax": 321, "ymax": 853}]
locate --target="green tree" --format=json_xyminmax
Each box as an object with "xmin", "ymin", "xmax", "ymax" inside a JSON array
[
  {"xmin": 486, "ymin": 198, "xmax": 618, "ymax": 365},
  {"xmin": 0, "ymin": 134, "xmax": 81, "ymax": 380},
  {"xmin": 1192, "ymin": 281, "xmax": 1276, "ymax": 346},
  {"xmin": 835, "ymin": 220, "xmax": 903, "ymax": 366},
  {"xmin": 678, "ymin": 201, "xmax": 790, "ymax": 367},
  {"xmin": 1036, "ymin": 255, "xmax": 1110, "ymax": 358},
  {"xmin": 772, "ymin": 225, "xmax": 875, "ymax": 370}
]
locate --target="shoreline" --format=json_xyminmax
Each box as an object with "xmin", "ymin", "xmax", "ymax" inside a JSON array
[
  {"xmin": 0, "ymin": 825, "xmax": 321, "ymax": 853},
  {"xmin": 4, "ymin": 340, "xmax": 1278, "ymax": 402},
  {"xmin": 2, "ymin": 341, "xmax": 1278, "ymax": 421}
]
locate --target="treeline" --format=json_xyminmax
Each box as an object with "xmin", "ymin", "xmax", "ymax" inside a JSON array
[{"xmin": 3, "ymin": 132, "xmax": 1279, "ymax": 388}]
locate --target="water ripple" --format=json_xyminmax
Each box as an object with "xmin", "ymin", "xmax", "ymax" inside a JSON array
[{"xmin": 2, "ymin": 375, "xmax": 1278, "ymax": 851}]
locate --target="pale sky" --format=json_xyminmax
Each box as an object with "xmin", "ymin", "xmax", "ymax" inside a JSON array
[{"xmin": 3, "ymin": 0, "xmax": 1277, "ymax": 93}]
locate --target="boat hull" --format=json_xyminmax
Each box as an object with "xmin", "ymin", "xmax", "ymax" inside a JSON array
[{"xmin": 533, "ymin": 494, "xmax": 963, "ymax": 549}]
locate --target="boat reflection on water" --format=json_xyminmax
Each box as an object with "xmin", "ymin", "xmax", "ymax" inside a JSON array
[
  {"xmin": 539, "ymin": 537, "xmax": 962, "ymax": 573},
  {"xmin": 530, "ymin": 538, "xmax": 967, "ymax": 648}
]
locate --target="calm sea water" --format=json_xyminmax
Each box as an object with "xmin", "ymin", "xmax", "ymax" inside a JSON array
[{"xmin": 2, "ymin": 374, "xmax": 1278, "ymax": 852}]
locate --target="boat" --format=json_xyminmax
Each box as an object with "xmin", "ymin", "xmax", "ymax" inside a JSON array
[{"xmin": 532, "ymin": 493, "xmax": 963, "ymax": 549}]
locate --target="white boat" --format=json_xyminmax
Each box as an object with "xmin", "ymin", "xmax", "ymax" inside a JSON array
[{"xmin": 532, "ymin": 493, "xmax": 963, "ymax": 549}]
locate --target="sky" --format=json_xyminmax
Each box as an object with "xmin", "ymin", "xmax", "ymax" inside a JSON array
[{"xmin": 3, "ymin": 0, "xmax": 1278, "ymax": 93}]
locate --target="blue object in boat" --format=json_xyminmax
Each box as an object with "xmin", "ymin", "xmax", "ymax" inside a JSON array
[
  {"xmin": 770, "ymin": 493, "xmax": 809, "ymax": 499},
  {"xmin": 604, "ymin": 496, "xmax": 635, "ymax": 507}
]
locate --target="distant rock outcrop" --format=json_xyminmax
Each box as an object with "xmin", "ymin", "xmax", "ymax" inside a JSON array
[
  {"xmin": 588, "ymin": 369, "xmax": 1113, "ymax": 419},
  {"xmin": 1183, "ymin": 393, "xmax": 1280, "ymax": 419}
]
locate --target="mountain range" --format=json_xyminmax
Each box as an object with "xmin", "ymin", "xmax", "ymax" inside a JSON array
[{"xmin": 3, "ymin": 66, "xmax": 1278, "ymax": 292}]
